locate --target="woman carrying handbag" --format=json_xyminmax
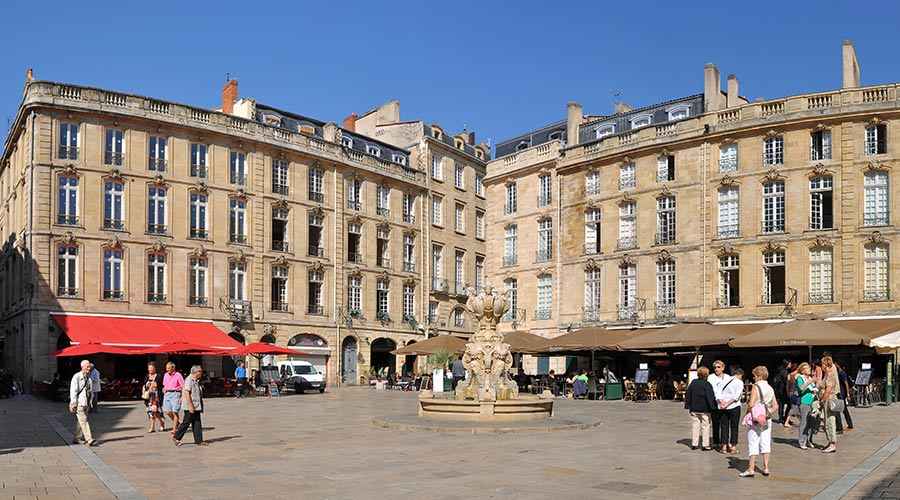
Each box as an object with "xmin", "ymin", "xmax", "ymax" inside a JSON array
[{"xmin": 739, "ymin": 366, "xmax": 778, "ymax": 478}]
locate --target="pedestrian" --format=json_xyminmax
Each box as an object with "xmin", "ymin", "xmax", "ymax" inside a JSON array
[
  {"xmin": 834, "ymin": 362, "xmax": 854, "ymax": 433},
  {"xmin": 162, "ymin": 362, "xmax": 185, "ymax": 434},
  {"xmin": 69, "ymin": 360, "xmax": 97, "ymax": 446},
  {"xmin": 89, "ymin": 363, "xmax": 101, "ymax": 412},
  {"xmin": 685, "ymin": 366, "xmax": 716, "ymax": 451},
  {"xmin": 234, "ymin": 361, "xmax": 247, "ymax": 398},
  {"xmin": 173, "ymin": 365, "xmax": 207, "ymax": 447},
  {"xmin": 795, "ymin": 362, "xmax": 818, "ymax": 450},
  {"xmin": 772, "ymin": 360, "xmax": 791, "ymax": 428},
  {"xmin": 718, "ymin": 367, "xmax": 744, "ymax": 454},
  {"xmin": 143, "ymin": 362, "xmax": 165, "ymax": 433},
  {"xmin": 820, "ymin": 356, "xmax": 840, "ymax": 453},
  {"xmin": 739, "ymin": 365, "xmax": 778, "ymax": 478},
  {"xmin": 709, "ymin": 360, "xmax": 732, "ymax": 451},
  {"xmin": 451, "ymin": 356, "xmax": 466, "ymax": 390}
]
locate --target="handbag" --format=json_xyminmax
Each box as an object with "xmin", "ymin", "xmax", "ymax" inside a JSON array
[{"xmin": 828, "ymin": 398, "xmax": 845, "ymax": 414}]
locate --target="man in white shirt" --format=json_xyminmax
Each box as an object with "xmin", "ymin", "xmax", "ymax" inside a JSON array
[
  {"xmin": 69, "ymin": 360, "xmax": 96, "ymax": 446},
  {"xmin": 708, "ymin": 360, "xmax": 732, "ymax": 452}
]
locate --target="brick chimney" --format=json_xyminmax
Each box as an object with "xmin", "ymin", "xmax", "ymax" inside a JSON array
[
  {"xmin": 566, "ymin": 101, "xmax": 583, "ymax": 147},
  {"xmin": 222, "ymin": 79, "xmax": 238, "ymax": 115},
  {"xmin": 25, "ymin": 68, "xmax": 34, "ymax": 84},
  {"xmin": 704, "ymin": 63, "xmax": 724, "ymax": 112},
  {"xmin": 342, "ymin": 113, "xmax": 358, "ymax": 132},
  {"xmin": 726, "ymin": 74, "xmax": 740, "ymax": 108},
  {"xmin": 465, "ymin": 131, "xmax": 475, "ymax": 145}
]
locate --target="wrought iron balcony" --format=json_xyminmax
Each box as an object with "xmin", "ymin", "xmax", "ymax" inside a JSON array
[
  {"xmin": 147, "ymin": 224, "xmax": 168, "ymax": 235},
  {"xmin": 501, "ymin": 308, "xmax": 525, "ymax": 323},
  {"xmin": 347, "ymin": 251, "xmax": 363, "ymax": 264},
  {"xmin": 584, "ymin": 243, "xmax": 600, "ymax": 255},
  {"xmin": 104, "ymin": 151, "xmax": 124, "ymax": 166},
  {"xmin": 307, "ymin": 304, "xmax": 325, "ymax": 316},
  {"xmin": 864, "ymin": 215, "xmax": 890, "ymax": 227},
  {"xmin": 618, "ymin": 178, "xmax": 635, "ymax": 191},
  {"xmin": 58, "ymin": 146, "xmax": 79, "ymax": 160},
  {"xmin": 808, "ymin": 291, "xmax": 834, "ymax": 304},
  {"xmin": 272, "ymin": 184, "xmax": 289, "ymax": 196},
  {"xmin": 103, "ymin": 290, "xmax": 124, "ymax": 300},
  {"xmin": 376, "ymin": 207, "xmax": 390, "ymax": 218},
  {"xmin": 221, "ymin": 298, "xmax": 253, "ymax": 323},
  {"xmin": 147, "ymin": 293, "xmax": 167, "ymax": 304},
  {"xmin": 402, "ymin": 261, "xmax": 415, "ymax": 273},
  {"xmin": 718, "ymin": 157, "xmax": 738, "ymax": 172},
  {"xmin": 533, "ymin": 308, "xmax": 551, "ymax": 320},
  {"xmin": 717, "ymin": 224, "xmax": 740, "ymax": 239},
  {"xmin": 863, "ymin": 289, "xmax": 890, "ymax": 302},
  {"xmin": 654, "ymin": 231, "xmax": 675, "ymax": 246},
  {"xmin": 230, "ymin": 234, "xmax": 247, "ymax": 244},
  {"xmin": 57, "ymin": 215, "xmax": 79, "ymax": 226},
  {"xmin": 453, "ymin": 282, "xmax": 469, "ymax": 296},
  {"xmin": 582, "ymin": 307, "xmax": 601, "ymax": 323},
  {"xmin": 308, "ymin": 246, "xmax": 325, "ymax": 257},
  {"xmin": 230, "ymin": 174, "xmax": 247, "ymax": 186},
  {"xmin": 308, "ymin": 191, "xmax": 324, "ymax": 203},
  {"xmin": 655, "ymin": 301, "xmax": 675, "ymax": 320},
  {"xmin": 272, "ymin": 240, "xmax": 290, "ymax": 252},
  {"xmin": 347, "ymin": 200, "xmax": 362, "ymax": 211},
  {"xmin": 190, "ymin": 166, "xmax": 207, "ymax": 178},
  {"xmin": 148, "ymin": 158, "xmax": 167, "ymax": 171},
  {"xmin": 376, "ymin": 311, "xmax": 392, "ymax": 323},
  {"xmin": 189, "ymin": 296, "xmax": 208, "ymax": 306},
  {"xmin": 502, "ymin": 255, "xmax": 517, "ymax": 266},
  {"xmin": 535, "ymin": 249, "xmax": 552, "ymax": 263},
  {"xmin": 431, "ymin": 278, "xmax": 449, "ymax": 293},
  {"xmin": 377, "ymin": 257, "xmax": 391, "ymax": 269},
  {"xmin": 57, "ymin": 287, "xmax": 79, "ymax": 298},
  {"xmin": 403, "ymin": 314, "xmax": 418, "ymax": 330},
  {"xmin": 537, "ymin": 195, "xmax": 551, "ymax": 207},
  {"xmin": 402, "ymin": 213, "xmax": 415, "ymax": 224},
  {"xmin": 616, "ymin": 236, "xmax": 637, "ymax": 251},
  {"xmin": 271, "ymin": 301, "xmax": 289, "ymax": 312},
  {"xmin": 761, "ymin": 221, "xmax": 785, "ymax": 234},
  {"xmin": 617, "ymin": 304, "xmax": 638, "ymax": 321},
  {"xmin": 104, "ymin": 219, "xmax": 125, "ymax": 231},
  {"xmin": 190, "ymin": 228, "xmax": 208, "ymax": 239}
]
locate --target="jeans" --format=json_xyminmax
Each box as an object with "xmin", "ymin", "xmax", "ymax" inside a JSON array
[
  {"xmin": 710, "ymin": 410, "xmax": 722, "ymax": 446},
  {"xmin": 690, "ymin": 412, "xmax": 711, "ymax": 448},
  {"xmin": 720, "ymin": 406, "xmax": 741, "ymax": 446},
  {"xmin": 174, "ymin": 410, "xmax": 203, "ymax": 443},
  {"xmin": 798, "ymin": 404, "xmax": 816, "ymax": 447}
]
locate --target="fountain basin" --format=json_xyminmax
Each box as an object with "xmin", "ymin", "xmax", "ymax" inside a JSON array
[{"xmin": 418, "ymin": 394, "xmax": 553, "ymax": 421}]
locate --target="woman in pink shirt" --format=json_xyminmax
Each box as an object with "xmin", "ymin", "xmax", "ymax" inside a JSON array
[{"xmin": 162, "ymin": 362, "xmax": 185, "ymax": 434}]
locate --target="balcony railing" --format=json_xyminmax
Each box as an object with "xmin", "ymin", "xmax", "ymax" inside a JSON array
[
  {"xmin": 272, "ymin": 240, "xmax": 290, "ymax": 252},
  {"xmin": 104, "ymin": 151, "xmax": 124, "ymax": 166},
  {"xmin": 57, "ymin": 215, "xmax": 79, "ymax": 226},
  {"xmin": 808, "ymin": 291, "xmax": 834, "ymax": 304},
  {"xmin": 537, "ymin": 195, "xmax": 551, "ymax": 207},
  {"xmin": 230, "ymin": 174, "xmax": 247, "ymax": 186},
  {"xmin": 376, "ymin": 311, "xmax": 392, "ymax": 323},
  {"xmin": 582, "ymin": 307, "xmax": 601, "ymax": 323},
  {"xmin": 402, "ymin": 213, "xmax": 415, "ymax": 224},
  {"xmin": 535, "ymin": 249, "xmax": 552, "ymax": 263},
  {"xmin": 618, "ymin": 178, "xmax": 635, "ymax": 191},
  {"xmin": 717, "ymin": 224, "xmax": 739, "ymax": 239},
  {"xmin": 431, "ymin": 278, "xmax": 449, "ymax": 293},
  {"xmin": 584, "ymin": 243, "xmax": 600, "ymax": 255},
  {"xmin": 863, "ymin": 289, "xmax": 890, "ymax": 302},
  {"xmin": 616, "ymin": 236, "xmax": 637, "ymax": 251},
  {"xmin": 403, "ymin": 261, "xmax": 415, "ymax": 272},
  {"xmin": 189, "ymin": 296, "xmax": 208, "ymax": 306},
  {"xmin": 377, "ymin": 258, "xmax": 391, "ymax": 269},
  {"xmin": 504, "ymin": 205, "xmax": 516, "ymax": 215},
  {"xmin": 148, "ymin": 158, "xmax": 167, "ymax": 171},
  {"xmin": 230, "ymin": 234, "xmax": 247, "ymax": 244},
  {"xmin": 190, "ymin": 166, "xmax": 207, "ymax": 178},
  {"xmin": 57, "ymin": 287, "xmax": 79, "ymax": 298},
  {"xmin": 58, "ymin": 146, "xmax": 79, "ymax": 160},
  {"xmin": 617, "ymin": 304, "xmax": 638, "ymax": 321},
  {"xmin": 272, "ymin": 184, "xmax": 289, "ymax": 196},
  {"xmin": 501, "ymin": 308, "xmax": 525, "ymax": 323},
  {"xmin": 147, "ymin": 293, "xmax": 167, "ymax": 304},
  {"xmin": 533, "ymin": 308, "xmax": 551, "ymax": 320},
  {"xmin": 655, "ymin": 302, "xmax": 675, "ymax": 320},
  {"xmin": 347, "ymin": 251, "xmax": 362, "ymax": 264},
  {"xmin": 654, "ymin": 231, "xmax": 675, "ymax": 246},
  {"xmin": 376, "ymin": 207, "xmax": 390, "ymax": 218},
  {"xmin": 147, "ymin": 224, "xmax": 168, "ymax": 235},
  {"xmin": 221, "ymin": 298, "xmax": 253, "ymax": 323},
  {"xmin": 585, "ymin": 185, "xmax": 601, "ymax": 197},
  {"xmin": 308, "ymin": 304, "xmax": 325, "ymax": 316},
  {"xmin": 761, "ymin": 221, "xmax": 785, "ymax": 234},
  {"xmin": 190, "ymin": 229, "xmax": 208, "ymax": 239},
  {"xmin": 502, "ymin": 255, "xmax": 517, "ymax": 266},
  {"xmin": 347, "ymin": 200, "xmax": 362, "ymax": 211},
  {"xmin": 864, "ymin": 215, "xmax": 890, "ymax": 227},
  {"xmin": 718, "ymin": 157, "xmax": 738, "ymax": 173},
  {"xmin": 271, "ymin": 301, "xmax": 289, "ymax": 312},
  {"xmin": 103, "ymin": 290, "xmax": 124, "ymax": 300},
  {"xmin": 308, "ymin": 191, "xmax": 324, "ymax": 203},
  {"xmin": 308, "ymin": 245, "xmax": 325, "ymax": 257},
  {"xmin": 453, "ymin": 282, "xmax": 468, "ymax": 296},
  {"xmin": 104, "ymin": 219, "xmax": 125, "ymax": 231}
]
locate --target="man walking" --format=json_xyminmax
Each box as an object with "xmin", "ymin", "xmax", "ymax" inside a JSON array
[
  {"xmin": 451, "ymin": 356, "xmax": 466, "ymax": 390},
  {"xmin": 69, "ymin": 360, "xmax": 96, "ymax": 446},
  {"xmin": 89, "ymin": 363, "xmax": 101, "ymax": 412},
  {"xmin": 174, "ymin": 365, "xmax": 206, "ymax": 446},
  {"xmin": 234, "ymin": 361, "xmax": 247, "ymax": 398}
]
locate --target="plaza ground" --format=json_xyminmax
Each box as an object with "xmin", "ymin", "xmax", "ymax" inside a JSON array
[{"xmin": 2, "ymin": 389, "xmax": 900, "ymax": 499}]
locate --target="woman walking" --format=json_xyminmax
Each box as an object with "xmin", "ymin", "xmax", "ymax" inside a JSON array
[
  {"xmin": 820, "ymin": 356, "xmax": 840, "ymax": 453},
  {"xmin": 739, "ymin": 366, "xmax": 778, "ymax": 478},
  {"xmin": 795, "ymin": 362, "xmax": 818, "ymax": 449},
  {"xmin": 162, "ymin": 362, "xmax": 185, "ymax": 434},
  {"xmin": 685, "ymin": 366, "xmax": 717, "ymax": 451},
  {"xmin": 718, "ymin": 368, "xmax": 744, "ymax": 454},
  {"xmin": 143, "ymin": 362, "xmax": 165, "ymax": 432}
]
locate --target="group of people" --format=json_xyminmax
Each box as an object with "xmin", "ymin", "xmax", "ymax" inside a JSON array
[{"xmin": 685, "ymin": 355, "xmax": 850, "ymax": 478}]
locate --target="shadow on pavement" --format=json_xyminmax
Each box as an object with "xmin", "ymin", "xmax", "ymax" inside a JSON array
[
  {"xmin": 0, "ymin": 448, "xmax": 23, "ymax": 454},
  {"xmin": 204, "ymin": 435, "xmax": 241, "ymax": 444},
  {"xmin": 726, "ymin": 456, "xmax": 750, "ymax": 471},
  {"xmin": 858, "ymin": 466, "xmax": 900, "ymax": 498}
]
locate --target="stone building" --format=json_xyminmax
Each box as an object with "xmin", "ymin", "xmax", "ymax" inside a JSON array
[
  {"xmin": 486, "ymin": 41, "xmax": 900, "ymax": 341},
  {"xmin": 0, "ymin": 76, "xmax": 487, "ymax": 389}
]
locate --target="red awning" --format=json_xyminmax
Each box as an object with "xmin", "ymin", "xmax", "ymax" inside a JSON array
[
  {"xmin": 56, "ymin": 342, "xmax": 139, "ymax": 357},
  {"xmin": 238, "ymin": 342, "xmax": 304, "ymax": 356},
  {"xmin": 51, "ymin": 313, "xmax": 243, "ymax": 355}
]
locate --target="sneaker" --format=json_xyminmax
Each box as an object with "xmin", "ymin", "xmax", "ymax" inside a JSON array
[
  {"xmin": 86, "ymin": 440, "xmax": 97, "ymax": 447},
  {"xmin": 822, "ymin": 445, "xmax": 836, "ymax": 453},
  {"xmin": 799, "ymin": 445, "xmax": 808, "ymax": 450}
]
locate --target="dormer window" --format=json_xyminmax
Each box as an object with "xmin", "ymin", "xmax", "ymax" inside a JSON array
[
  {"xmin": 475, "ymin": 149, "xmax": 484, "ymax": 160},
  {"xmin": 455, "ymin": 138, "xmax": 464, "ymax": 150},
  {"xmin": 392, "ymin": 153, "xmax": 407, "ymax": 166},
  {"xmin": 596, "ymin": 124, "xmax": 615, "ymax": 139},
  {"xmin": 432, "ymin": 127, "xmax": 443, "ymax": 140},
  {"xmin": 366, "ymin": 144, "xmax": 381, "ymax": 157},
  {"xmin": 548, "ymin": 131, "xmax": 563, "ymax": 142},
  {"xmin": 516, "ymin": 141, "xmax": 530, "ymax": 151},
  {"xmin": 341, "ymin": 136, "xmax": 353, "ymax": 148},
  {"xmin": 667, "ymin": 105, "xmax": 691, "ymax": 121},
  {"xmin": 630, "ymin": 115, "xmax": 652, "ymax": 129}
]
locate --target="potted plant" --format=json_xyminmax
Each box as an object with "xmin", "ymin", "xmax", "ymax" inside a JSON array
[{"xmin": 427, "ymin": 349, "xmax": 454, "ymax": 394}]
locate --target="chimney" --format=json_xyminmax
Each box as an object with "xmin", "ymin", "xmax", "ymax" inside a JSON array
[
  {"xmin": 222, "ymin": 79, "xmax": 238, "ymax": 115},
  {"xmin": 342, "ymin": 113, "xmax": 358, "ymax": 132},
  {"xmin": 566, "ymin": 101, "xmax": 583, "ymax": 147},
  {"xmin": 726, "ymin": 74, "xmax": 740, "ymax": 108},
  {"xmin": 704, "ymin": 63, "xmax": 723, "ymax": 112},
  {"xmin": 614, "ymin": 102, "xmax": 633, "ymax": 114},
  {"xmin": 25, "ymin": 68, "xmax": 33, "ymax": 84},
  {"xmin": 466, "ymin": 131, "xmax": 475, "ymax": 145},
  {"xmin": 842, "ymin": 40, "xmax": 861, "ymax": 89}
]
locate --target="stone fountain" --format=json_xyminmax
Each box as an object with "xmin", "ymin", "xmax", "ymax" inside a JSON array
[{"xmin": 417, "ymin": 285, "xmax": 553, "ymax": 421}]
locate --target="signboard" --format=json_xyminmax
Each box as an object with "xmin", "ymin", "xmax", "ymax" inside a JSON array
[
  {"xmin": 854, "ymin": 370, "xmax": 872, "ymax": 386},
  {"xmin": 635, "ymin": 369, "xmax": 649, "ymax": 384}
]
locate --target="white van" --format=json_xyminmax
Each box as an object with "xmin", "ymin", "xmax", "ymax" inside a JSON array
[{"xmin": 277, "ymin": 360, "xmax": 326, "ymax": 394}]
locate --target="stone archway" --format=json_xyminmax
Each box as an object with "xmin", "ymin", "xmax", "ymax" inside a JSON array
[
  {"xmin": 287, "ymin": 334, "xmax": 329, "ymax": 379},
  {"xmin": 401, "ymin": 340, "xmax": 417, "ymax": 376},
  {"xmin": 341, "ymin": 336, "xmax": 359, "ymax": 385},
  {"xmin": 369, "ymin": 338, "xmax": 397, "ymax": 378}
]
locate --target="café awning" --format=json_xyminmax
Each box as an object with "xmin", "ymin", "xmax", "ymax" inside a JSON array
[
  {"xmin": 540, "ymin": 326, "xmax": 664, "ymax": 353},
  {"xmin": 618, "ymin": 322, "xmax": 767, "ymax": 350},
  {"xmin": 393, "ymin": 335, "xmax": 466, "ymax": 355},
  {"xmin": 501, "ymin": 331, "xmax": 550, "ymax": 353},
  {"xmin": 51, "ymin": 312, "xmax": 243, "ymax": 355},
  {"xmin": 728, "ymin": 319, "xmax": 875, "ymax": 348}
]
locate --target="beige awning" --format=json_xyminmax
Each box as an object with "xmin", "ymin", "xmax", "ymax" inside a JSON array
[
  {"xmin": 618, "ymin": 322, "xmax": 766, "ymax": 350},
  {"xmin": 539, "ymin": 326, "xmax": 662, "ymax": 352},
  {"xmin": 501, "ymin": 330, "xmax": 550, "ymax": 353},
  {"xmin": 728, "ymin": 319, "xmax": 876, "ymax": 348},
  {"xmin": 392, "ymin": 335, "xmax": 466, "ymax": 355}
]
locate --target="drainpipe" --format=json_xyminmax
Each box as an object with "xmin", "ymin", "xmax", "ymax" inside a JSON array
[
  {"xmin": 556, "ymin": 171, "xmax": 562, "ymax": 333},
  {"xmin": 26, "ymin": 111, "xmax": 35, "ymax": 389},
  {"xmin": 332, "ymin": 163, "xmax": 340, "ymax": 385}
]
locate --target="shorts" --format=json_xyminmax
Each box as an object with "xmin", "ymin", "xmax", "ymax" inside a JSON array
[
  {"xmin": 163, "ymin": 392, "xmax": 182, "ymax": 413},
  {"xmin": 747, "ymin": 420, "xmax": 772, "ymax": 456}
]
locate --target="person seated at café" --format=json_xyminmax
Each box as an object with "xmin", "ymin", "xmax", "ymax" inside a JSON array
[{"xmin": 573, "ymin": 370, "xmax": 589, "ymax": 399}]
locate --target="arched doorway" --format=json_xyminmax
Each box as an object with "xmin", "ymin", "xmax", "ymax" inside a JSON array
[
  {"xmin": 370, "ymin": 338, "xmax": 397, "ymax": 378},
  {"xmin": 341, "ymin": 336, "xmax": 358, "ymax": 385},
  {"xmin": 223, "ymin": 328, "xmax": 246, "ymax": 378},
  {"xmin": 287, "ymin": 334, "xmax": 329, "ymax": 378},
  {"xmin": 402, "ymin": 340, "xmax": 417, "ymax": 376}
]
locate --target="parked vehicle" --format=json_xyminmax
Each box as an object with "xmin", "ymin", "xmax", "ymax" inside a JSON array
[{"xmin": 277, "ymin": 360, "xmax": 325, "ymax": 393}]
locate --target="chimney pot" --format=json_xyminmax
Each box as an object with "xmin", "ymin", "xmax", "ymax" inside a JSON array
[
  {"xmin": 25, "ymin": 68, "xmax": 33, "ymax": 83},
  {"xmin": 342, "ymin": 112, "xmax": 358, "ymax": 132},
  {"xmin": 222, "ymin": 79, "xmax": 238, "ymax": 115}
]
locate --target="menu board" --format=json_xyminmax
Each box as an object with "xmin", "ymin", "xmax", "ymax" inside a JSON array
[
  {"xmin": 854, "ymin": 370, "xmax": 872, "ymax": 386},
  {"xmin": 635, "ymin": 369, "xmax": 650, "ymax": 384}
]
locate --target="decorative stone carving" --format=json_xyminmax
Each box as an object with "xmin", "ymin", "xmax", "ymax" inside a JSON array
[
  {"xmin": 717, "ymin": 243, "xmax": 736, "ymax": 257},
  {"xmin": 866, "ymin": 231, "xmax": 886, "ymax": 246},
  {"xmin": 719, "ymin": 174, "xmax": 737, "ymax": 187},
  {"xmin": 262, "ymin": 323, "xmax": 277, "ymax": 338},
  {"xmin": 617, "ymin": 193, "xmax": 635, "ymax": 206},
  {"xmin": 103, "ymin": 234, "xmax": 123, "ymax": 250},
  {"xmin": 762, "ymin": 241, "xmax": 785, "ymax": 254},
  {"xmin": 308, "ymin": 261, "xmax": 324, "ymax": 274},
  {"xmin": 656, "ymin": 185, "xmax": 672, "ymax": 198},
  {"xmin": 233, "ymin": 187, "xmax": 248, "ymax": 199},
  {"xmin": 762, "ymin": 168, "xmax": 784, "ymax": 183},
  {"xmin": 189, "ymin": 245, "xmax": 207, "ymax": 258},
  {"xmin": 61, "ymin": 164, "xmax": 79, "ymax": 177},
  {"xmin": 809, "ymin": 163, "xmax": 832, "ymax": 178},
  {"xmin": 191, "ymin": 181, "xmax": 209, "ymax": 194},
  {"xmin": 765, "ymin": 129, "xmax": 780, "ymax": 138},
  {"xmin": 59, "ymin": 231, "xmax": 77, "ymax": 246},
  {"xmin": 865, "ymin": 160, "xmax": 889, "ymax": 172},
  {"xmin": 809, "ymin": 236, "xmax": 833, "ymax": 249},
  {"xmin": 273, "ymin": 198, "xmax": 289, "ymax": 210},
  {"xmin": 232, "ymin": 249, "xmax": 246, "ymax": 262},
  {"xmin": 656, "ymin": 249, "xmax": 673, "ymax": 263},
  {"xmin": 273, "ymin": 255, "xmax": 288, "ymax": 266},
  {"xmin": 104, "ymin": 169, "xmax": 124, "ymax": 183},
  {"xmin": 584, "ymin": 258, "xmax": 599, "ymax": 270},
  {"xmin": 619, "ymin": 254, "xmax": 635, "ymax": 267},
  {"xmin": 151, "ymin": 174, "xmax": 166, "ymax": 186},
  {"xmin": 149, "ymin": 240, "xmax": 166, "ymax": 254}
]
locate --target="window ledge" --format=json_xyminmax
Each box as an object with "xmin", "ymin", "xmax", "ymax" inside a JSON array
[
  {"xmin": 757, "ymin": 231, "xmax": 789, "ymax": 237},
  {"xmin": 454, "ymin": 185, "xmax": 466, "ymax": 192},
  {"xmin": 100, "ymin": 298, "xmax": 129, "ymax": 304},
  {"xmin": 145, "ymin": 232, "xmax": 172, "ymax": 238},
  {"xmin": 432, "ymin": 223, "xmax": 444, "ymax": 229},
  {"xmin": 862, "ymin": 224, "xmax": 893, "ymax": 229},
  {"xmin": 860, "ymin": 299, "xmax": 893, "ymax": 304},
  {"xmin": 756, "ymin": 303, "xmax": 786, "ymax": 307},
  {"xmin": 56, "ymin": 295, "xmax": 83, "ymax": 301},
  {"xmin": 188, "ymin": 236, "xmax": 213, "ymax": 243},
  {"xmin": 804, "ymin": 228, "xmax": 838, "ymax": 233},
  {"xmin": 454, "ymin": 229, "xmax": 466, "ymax": 236},
  {"xmin": 713, "ymin": 305, "xmax": 743, "ymax": 310},
  {"xmin": 101, "ymin": 227, "xmax": 129, "ymax": 234},
  {"xmin": 804, "ymin": 302, "xmax": 837, "ymax": 306},
  {"xmin": 53, "ymin": 223, "xmax": 84, "ymax": 230},
  {"xmin": 475, "ymin": 193, "xmax": 486, "ymax": 200},
  {"xmin": 187, "ymin": 303, "xmax": 213, "ymax": 309}
]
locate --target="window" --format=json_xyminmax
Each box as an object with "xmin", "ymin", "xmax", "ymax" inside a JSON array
[
  {"xmin": 763, "ymin": 135, "xmax": 784, "ymax": 166},
  {"xmin": 347, "ymin": 275, "xmax": 362, "ymax": 315},
  {"xmin": 190, "ymin": 143, "xmax": 207, "ymax": 178},
  {"xmin": 431, "ymin": 243, "xmax": 443, "ymax": 277},
  {"xmin": 366, "ymin": 144, "xmax": 381, "ymax": 157},
  {"xmin": 403, "ymin": 283, "xmax": 415, "ymax": 320},
  {"xmin": 596, "ymin": 124, "xmax": 615, "ymax": 139},
  {"xmin": 402, "ymin": 193, "xmax": 415, "ymax": 224},
  {"xmin": 585, "ymin": 170, "xmax": 600, "ymax": 196},
  {"xmin": 538, "ymin": 174, "xmax": 552, "ymax": 206},
  {"xmin": 341, "ymin": 136, "xmax": 353, "ymax": 148},
  {"xmin": 148, "ymin": 136, "xmax": 167, "ymax": 172},
  {"xmin": 762, "ymin": 181, "xmax": 785, "ymax": 233},
  {"xmin": 347, "ymin": 222, "xmax": 362, "ymax": 263},
  {"xmin": 189, "ymin": 257, "xmax": 207, "ymax": 306},
  {"xmin": 667, "ymin": 105, "xmax": 690, "ymax": 121},
  {"xmin": 452, "ymin": 308, "xmax": 465, "ymax": 328},
  {"xmin": 403, "ymin": 233, "xmax": 415, "ymax": 272},
  {"xmin": 272, "ymin": 159, "xmax": 289, "ymax": 195},
  {"xmin": 189, "ymin": 192, "xmax": 208, "ymax": 238},
  {"xmin": 719, "ymin": 143, "xmax": 738, "ymax": 172},
  {"xmin": 631, "ymin": 115, "xmax": 651, "ymax": 128},
  {"xmin": 455, "ymin": 203, "xmax": 465, "ymax": 233},
  {"xmin": 271, "ymin": 266, "xmax": 288, "ymax": 311},
  {"xmin": 147, "ymin": 185, "xmax": 167, "ymax": 234},
  {"xmin": 454, "ymin": 250, "xmax": 465, "ymax": 294},
  {"xmin": 455, "ymin": 163, "xmax": 465, "ymax": 189},
  {"xmin": 809, "ymin": 248, "xmax": 833, "ymax": 303},
  {"xmin": 809, "ymin": 176, "xmax": 834, "ymax": 230},
  {"xmin": 865, "ymin": 124, "xmax": 888, "ymax": 156},
  {"xmin": 864, "ymin": 171, "xmax": 889, "ymax": 226},
  {"xmin": 717, "ymin": 186, "xmax": 739, "ymax": 238},
  {"xmin": 762, "ymin": 251, "xmax": 786, "ymax": 304},
  {"xmin": 503, "ymin": 278, "xmax": 519, "ymax": 321},
  {"xmin": 147, "ymin": 253, "xmax": 167, "ymax": 303},
  {"xmin": 375, "ymin": 279, "xmax": 389, "ymax": 320},
  {"xmin": 229, "ymin": 151, "xmax": 246, "ymax": 185},
  {"xmin": 535, "ymin": 274, "xmax": 552, "ymax": 320},
  {"xmin": 59, "ymin": 123, "xmax": 78, "ymax": 160},
  {"xmin": 619, "ymin": 163, "xmax": 636, "ymax": 190},
  {"xmin": 656, "ymin": 260, "xmax": 676, "ymax": 318},
  {"xmin": 537, "ymin": 218, "xmax": 552, "ymax": 262},
  {"xmin": 475, "ymin": 174, "xmax": 484, "ymax": 197},
  {"xmin": 503, "ymin": 225, "xmax": 518, "ymax": 266},
  {"xmin": 229, "ymin": 198, "xmax": 247, "ymax": 243},
  {"xmin": 103, "ymin": 249, "xmax": 124, "ymax": 299},
  {"xmin": 657, "ymin": 154, "xmax": 675, "ymax": 182},
  {"xmin": 475, "ymin": 210, "xmax": 485, "ymax": 239},
  {"xmin": 347, "ymin": 178, "xmax": 362, "ymax": 211},
  {"xmin": 432, "ymin": 155, "xmax": 443, "ymax": 180},
  {"xmin": 392, "ymin": 153, "xmax": 406, "ymax": 166},
  {"xmin": 57, "ymin": 244, "xmax": 78, "ymax": 297},
  {"xmin": 376, "ymin": 186, "xmax": 390, "ymax": 217},
  {"xmin": 864, "ymin": 244, "xmax": 890, "ymax": 301},
  {"xmin": 57, "ymin": 175, "xmax": 79, "ymax": 225},
  {"xmin": 104, "ymin": 180, "xmax": 124, "ymax": 230},
  {"xmin": 308, "ymin": 167, "xmax": 324, "ymax": 203},
  {"xmin": 475, "ymin": 256, "xmax": 484, "ymax": 292},
  {"xmin": 376, "ymin": 225, "xmax": 390, "ymax": 268},
  {"xmin": 505, "ymin": 183, "xmax": 517, "ymax": 214},
  {"xmin": 272, "ymin": 207, "xmax": 289, "ymax": 252},
  {"xmin": 104, "ymin": 129, "xmax": 124, "ymax": 166},
  {"xmin": 655, "ymin": 196, "xmax": 676, "ymax": 245},
  {"xmin": 585, "ymin": 209, "xmax": 601, "ymax": 254},
  {"xmin": 298, "ymin": 213, "xmax": 319, "ymax": 258},
  {"xmin": 229, "ymin": 261, "xmax": 247, "ymax": 302},
  {"xmin": 431, "ymin": 195, "xmax": 443, "ymax": 226},
  {"xmin": 618, "ymin": 201, "xmax": 636, "ymax": 250},
  {"xmin": 811, "ymin": 130, "xmax": 832, "ymax": 161},
  {"xmin": 618, "ymin": 264, "xmax": 637, "ymax": 320},
  {"xmin": 308, "ymin": 268, "xmax": 324, "ymax": 315},
  {"xmin": 584, "ymin": 268, "xmax": 601, "ymax": 321},
  {"xmin": 428, "ymin": 301, "xmax": 439, "ymax": 324},
  {"xmin": 718, "ymin": 254, "xmax": 740, "ymax": 307}
]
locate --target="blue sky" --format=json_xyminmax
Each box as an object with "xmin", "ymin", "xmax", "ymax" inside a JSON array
[{"xmin": 1, "ymin": 1, "xmax": 897, "ymax": 148}]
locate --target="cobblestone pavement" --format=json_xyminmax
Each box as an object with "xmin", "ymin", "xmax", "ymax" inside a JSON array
[{"xmin": 3, "ymin": 389, "xmax": 900, "ymax": 499}]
